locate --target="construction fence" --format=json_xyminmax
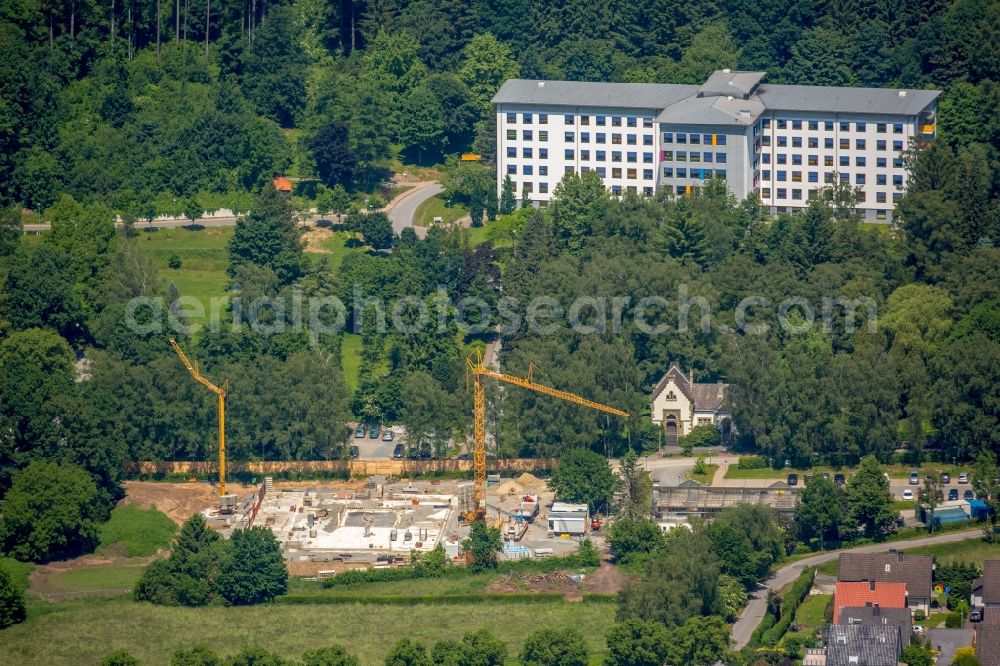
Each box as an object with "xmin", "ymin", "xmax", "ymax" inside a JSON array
[{"xmin": 126, "ymin": 458, "xmax": 557, "ymax": 478}]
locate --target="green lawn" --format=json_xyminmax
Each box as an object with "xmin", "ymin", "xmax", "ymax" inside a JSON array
[
  {"xmin": 46, "ymin": 562, "xmax": 147, "ymax": 594},
  {"xmin": 816, "ymin": 559, "xmax": 839, "ymax": 577},
  {"xmin": 0, "ymin": 557, "xmax": 34, "ymax": 591},
  {"xmin": 286, "ymin": 573, "xmax": 503, "ymax": 598},
  {"xmin": 463, "ymin": 213, "xmax": 522, "ymax": 247},
  {"xmin": 414, "ymin": 195, "xmax": 469, "ymax": 227},
  {"xmin": 137, "ymin": 226, "xmax": 232, "ymax": 326},
  {"xmin": 725, "ymin": 463, "xmax": 972, "ymax": 481},
  {"xmin": 794, "ymin": 594, "xmax": 831, "ymax": 629},
  {"xmin": 317, "ymin": 230, "xmax": 365, "ymax": 273},
  {"xmin": 907, "ymin": 537, "xmax": 1000, "ymax": 565},
  {"xmin": 685, "ymin": 464, "xmax": 719, "ymax": 485},
  {"xmin": 98, "ymin": 505, "xmax": 177, "ymax": 557},
  {"xmin": 341, "ymin": 333, "xmax": 363, "ymax": 392},
  {"xmin": 0, "ymin": 598, "xmax": 613, "ymax": 665}
]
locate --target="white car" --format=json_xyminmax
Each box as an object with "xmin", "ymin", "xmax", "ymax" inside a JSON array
[
  {"xmin": 902, "ymin": 489, "xmax": 914, "ymax": 501},
  {"xmin": 959, "ymin": 472, "xmax": 970, "ymax": 484},
  {"xmin": 913, "ymin": 625, "xmax": 925, "ymax": 634}
]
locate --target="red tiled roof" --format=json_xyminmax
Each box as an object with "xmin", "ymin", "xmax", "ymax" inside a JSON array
[
  {"xmin": 273, "ymin": 176, "xmax": 293, "ymax": 192},
  {"xmin": 833, "ymin": 581, "xmax": 907, "ymax": 623}
]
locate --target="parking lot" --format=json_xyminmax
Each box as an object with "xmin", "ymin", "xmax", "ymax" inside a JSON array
[{"xmin": 350, "ymin": 423, "xmax": 406, "ymax": 460}]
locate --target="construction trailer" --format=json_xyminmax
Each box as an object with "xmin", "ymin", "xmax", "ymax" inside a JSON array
[{"xmin": 547, "ymin": 502, "xmax": 590, "ymax": 536}]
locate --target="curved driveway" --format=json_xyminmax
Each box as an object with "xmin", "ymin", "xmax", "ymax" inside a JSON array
[
  {"xmin": 22, "ymin": 181, "xmax": 445, "ymax": 234},
  {"xmin": 731, "ymin": 528, "xmax": 982, "ymax": 648},
  {"xmin": 387, "ymin": 182, "xmax": 443, "ymax": 236}
]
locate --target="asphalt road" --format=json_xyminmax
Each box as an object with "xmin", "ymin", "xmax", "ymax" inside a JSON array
[
  {"xmin": 730, "ymin": 528, "xmax": 983, "ymax": 649},
  {"xmin": 21, "ymin": 182, "xmax": 444, "ymax": 234},
  {"xmin": 387, "ymin": 182, "xmax": 443, "ymax": 236}
]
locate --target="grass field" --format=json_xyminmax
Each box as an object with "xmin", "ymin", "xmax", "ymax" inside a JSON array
[
  {"xmin": 46, "ymin": 563, "xmax": 147, "ymax": 594},
  {"xmin": 0, "ymin": 599, "xmax": 614, "ymax": 665},
  {"xmin": 317, "ymin": 230, "xmax": 365, "ymax": 273},
  {"xmin": 463, "ymin": 214, "xmax": 522, "ymax": 247},
  {"xmin": 341, "ymin": 333, "xmax": 363, "ymax": 392},
  {"xmin": 414, "ymin": 196, "xmax": 469, "ymax": 227},
  {"xmin": 685, "ymin": 464, "xmax": 719, "ymax": 485},
  {"xmin": 725, "ymin": 463, "xmax": 971, "ymax": 481},
  {"xmin": 907, "ymin": 537, "xmax": 1000, "ymax": 565},
  {"xmin": 794, "ymin": 594, "xmax": 831, "ymax": 629},
  {"xmin": 0, "ymin": 557, "xmax": 34, "ymax": 590},
  {"xmin": 98, "ymin": 505, "xmax": 177, "ymax": 557},
  {"xmin": 138, "ymin": 227, "xmax": 232, "ymax": 326},
  {"xmin": 816, "ymin": 559, "xmax": 839, "ymax": 577}
]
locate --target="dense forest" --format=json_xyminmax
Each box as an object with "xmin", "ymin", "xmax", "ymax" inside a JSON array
[
  {"xmin": 1, "ymin": 0, "xmax": 999, "ymax": 212},
  {"xmin": 0, "ymin": 0, "xmax": 998, "ymax": 520}
]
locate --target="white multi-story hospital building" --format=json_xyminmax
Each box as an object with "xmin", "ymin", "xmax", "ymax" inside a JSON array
[{"xmin": 492, "ymin": 70, "xmax": 940, "ymax": 221}]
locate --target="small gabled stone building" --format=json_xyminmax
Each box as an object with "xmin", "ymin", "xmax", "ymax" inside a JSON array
[{"xmin": 649, "ymin": 364, "xmax": 730, "ymax": 445}]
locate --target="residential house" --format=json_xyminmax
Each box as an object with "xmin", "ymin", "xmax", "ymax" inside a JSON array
[
  {"xmin": 973, "ymin": 560, "xmax": 1000, "ymax": 608},
  {"xmin": 977, "ymin": 623, "xmax": 1000, "ymax": 666},
  {"xmin": 838, "ymin": 604, "xmax": 912, "ymax": 637},
  {"xmin": 649, "ymin": 364, "xmax": 730, "ymax": 446},
  {"xmin": 832, "ymin": 581, "xmax": 907, "ymax": 623},
  {"xmin": 838, "ymin": 551, "xmax": 934, "ymax": 616},
  {"xmin": 825, "ymin": 624, "xmax": 902, "ymax": 666}
]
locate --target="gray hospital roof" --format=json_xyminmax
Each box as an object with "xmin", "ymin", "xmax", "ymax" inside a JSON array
[
  {"xmin": 656, "ymin": 95, "xmax": 765, "ymax": 126},
  {"xmin": 699, "ymin": 70, "xmax": 766, "ymax": 97},
  {"xmin": 492, "ymin": 79, "xmax": 698, "ymax": 110},
  {"xmin": 493, "ymin": 72, "xmax": 940, "ymax": 118},
  {"xmin": 756, "ymin": 83, "xmax": 941, "ymax": 115}
]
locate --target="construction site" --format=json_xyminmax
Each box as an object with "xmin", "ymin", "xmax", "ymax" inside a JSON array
[
  {"xmin": 164, "ymin": 341, "xmax": 626, "ymax": 572},
  {"xmin": 193, "ymin": 472, "xmax": 591, "ymax": 572}
]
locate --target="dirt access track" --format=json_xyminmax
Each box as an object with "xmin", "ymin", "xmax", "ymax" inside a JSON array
[{"xmin": 122, "ymin": 480, "xmax": 225, "ymax": 525}]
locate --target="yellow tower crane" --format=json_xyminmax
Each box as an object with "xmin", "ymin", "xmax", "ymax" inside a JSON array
[
  {"xmin": 168, "ymin": 338, "xmax": 236, "ymax": 512},
  {"xmin": 465, "ymin": 350, "xmax": 629, "ymax": 521}
]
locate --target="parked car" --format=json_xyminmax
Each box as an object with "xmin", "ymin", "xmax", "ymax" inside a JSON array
[
  {"xmin": 382, "ymin": 430, "xmax": 395, "ymax": 442},
  {"xmin": 804, "ymin": 473, "xmax": 815, "ymax": 485},
  {"xmin": 909, "ymin": 471, "xmax": 920, "ymax": 485},
  {"xmin": 941, "ymin": 472, "xmax": 951, "ymax": 484},
  {"xmin": 822, "ymin": 472, "xmax": 831, "ymax": 481},
  {"xmin": 902, "ymin": 489, "xmax": 914, "ymax": 501},
  {"xmin": 965, "ymin": 489, "xmax": 975, "ymax": 500},
  {"xmin": 369, "ymin": 425, "xmax": 379, "ymax": 439},
  {"xmin": 393, "ymin": 443, "xmax": 403, "ymax": 459},
  {"xmin": 949, "ymin": 488, "xmax": 959, "ymax": 501},
  {"xmin": 419, "ymin": 443, "xmax": 432, "ymax": 460},
  {"xmin": 787, "ymin": 473, "xmax": 798, "ymax": 486},
  {"xmin": 349, "ymin": 445, "xmax": 359, "ymax": 459},
  {"xmin": 959, "ymin": 472, "xmax": 970, "ymax": 484},
  {"xmin": 834, "ymin": 473, "xmax": 846, "ymax": 486},
  {"xmin": 354, "ymin": 425, "xmax": 366, "ymax": 438},
  {"xmin": 913, "ymin": 625, "xmax": 924, "ymax": 635},
  {"xmin": 971, "ymin": 609, "xmax": 984, "ymax": 622}
]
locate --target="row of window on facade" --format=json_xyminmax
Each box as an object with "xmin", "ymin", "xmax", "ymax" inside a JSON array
[
  {"xmin": 661, "ymin": 168, "xmax": 728, "ymax": 179},
  {"xmin": 511, "ymin": 164, "xmax": 657, "ymax": 180},
  {"xmin": 505, "ymin": 112, "xmax": 654, "ymax": 128},
  {"xmin": 762, "ymin": 119, "xmax": 908, "ymax": 133},
  {"xmin": 662, "ymin": 151, "xmax": 729, "ymax": 164},
  {"xmin": 505, "ymin": 129, "xmax": 655, "ymax": 145},
  {"xmin": 506, "ymin": 148, "xmax": 657, "ymax": 162},
  {"xmin": 661, "ymin": 132, "xmax": 728, "ymax": 145},
  {"xmin": 761, "ymin": 170, "xmax": 904, "ymax": 187},
  {"xmin": 762, "ymin": 136, "xmax": 907, "ymax": 150},
  {"xmin": 517, "ymin": 181, "xmax": 655, "ymax": 197},
  {"xmin": 762, "ymin": 154, "xmax": 904, "ymax": 168},
  {"xmin": 760, "ymin": 186, "xmax": 899, "ymax": 204}
]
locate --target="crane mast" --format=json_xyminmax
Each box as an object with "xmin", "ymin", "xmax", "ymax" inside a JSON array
[
  {"xmin": 465, "ymin": 351, "xmax": 628, "ymax": 521},
  {"xmin": 168, "ymin": 338, "xmax": 233, "ymax": 510}
]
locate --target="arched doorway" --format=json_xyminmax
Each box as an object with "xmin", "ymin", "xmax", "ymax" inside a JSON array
[{"xmin": 664, "ymin": 414, "xmax": 679, "ymax": 448}]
